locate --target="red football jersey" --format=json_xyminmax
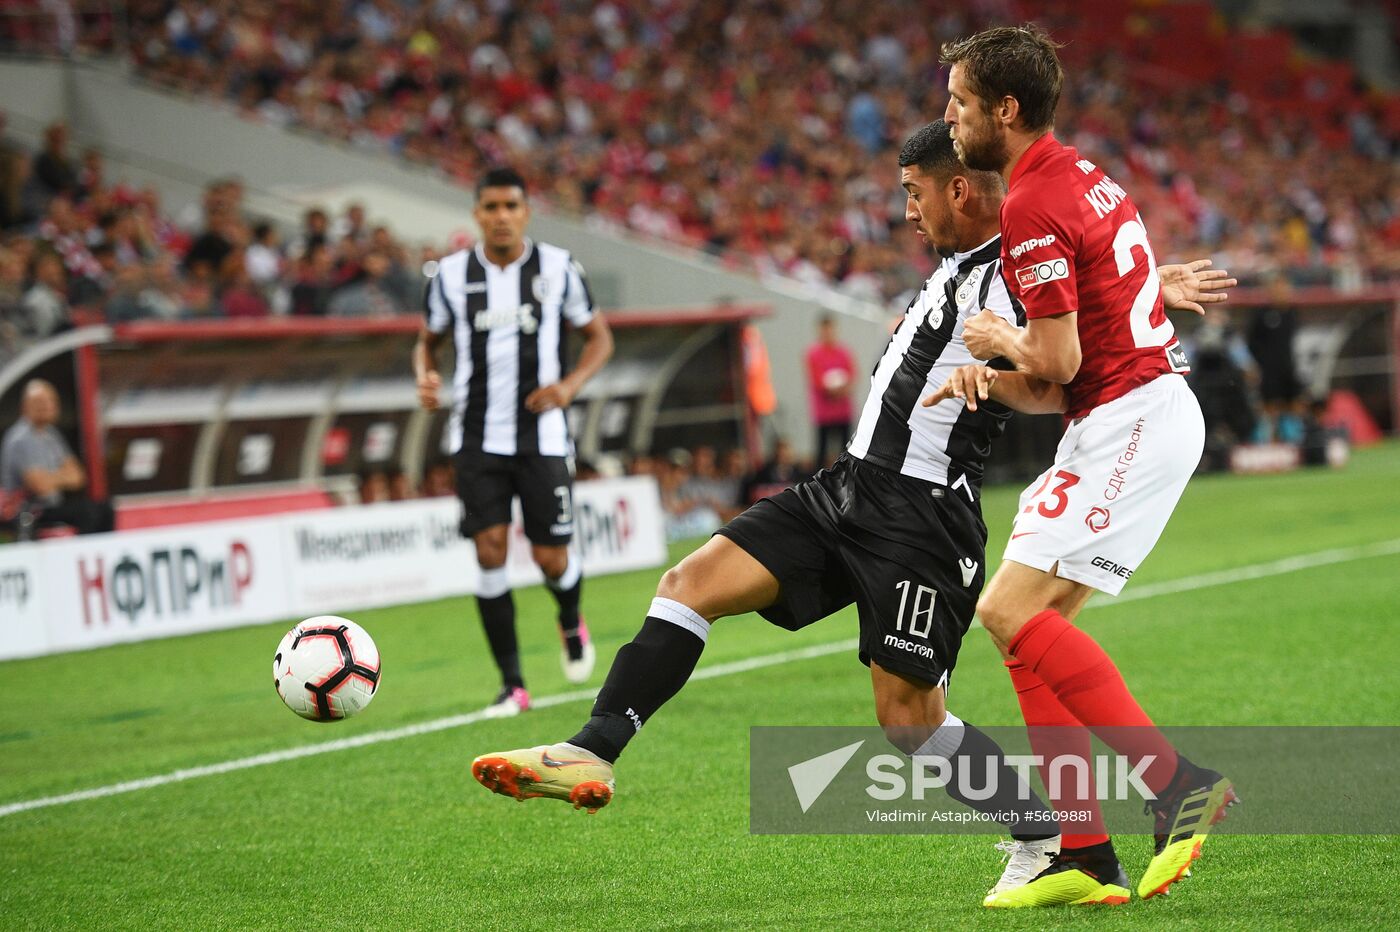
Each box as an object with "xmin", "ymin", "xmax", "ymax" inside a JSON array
[{"xmin": 1000, "ymin": 134, "xmax": 1188, "ymax": 418}]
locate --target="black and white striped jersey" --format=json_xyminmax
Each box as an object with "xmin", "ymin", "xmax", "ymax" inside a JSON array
[
  {"xmin": 425, "ymin": 239, "xmax": 594, "ymax": 457},
  {"xmin": 847, "ymin": 235, "xmax": 1025, "ymax": 498}
]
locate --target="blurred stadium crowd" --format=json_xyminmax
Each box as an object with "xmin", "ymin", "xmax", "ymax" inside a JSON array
[
  {"xmin": 0, "ymin": 0, "xmax": 1396, "ymax": 352},
  {"xmin": 0, "ymin": 117, "xmax": 440, "ymax": 358}
]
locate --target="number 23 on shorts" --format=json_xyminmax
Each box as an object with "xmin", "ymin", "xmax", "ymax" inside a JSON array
[{"xmin": 1023, "ymin": 469, "xmax": 1081, "ymax": 519}]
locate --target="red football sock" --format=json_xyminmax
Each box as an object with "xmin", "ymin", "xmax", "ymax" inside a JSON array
[
  {"xmin": 1006, "ymin": 658, "xmax": 1109, "ymax": 848},
  {"xmin": 1010, "ymin": 610, "xmax": 1178, "ymax": 794}
]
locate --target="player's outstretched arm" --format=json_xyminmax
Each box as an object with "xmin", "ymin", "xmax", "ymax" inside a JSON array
[
  {"xmin": 923, "ymin": 365, "xmax": 1067, "ymax": 415},
  {"xmin": 1159, "ymin": 259, "xmax": 1236, "ymax": 315},
  {"xmin": 525, "ymin": 314, "xmax": 615, "ymax": 413}
]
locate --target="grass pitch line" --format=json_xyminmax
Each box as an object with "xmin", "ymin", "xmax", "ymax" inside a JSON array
[
  {"xmin": 1091, "ymin": 537, "xmax": 1400, "ymax": 608},
  {"xmin": 3, "ymin": 537, "xmax": 1397, "ymax": 820},
  {"xmin": 0, "ymin": 638, "xmax": 858, "ymax": 819}
]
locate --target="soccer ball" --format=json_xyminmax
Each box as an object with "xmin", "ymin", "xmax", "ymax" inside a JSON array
[{"xmin": 273, "ymin": 616, "xmax": 381, "ymax": 722}]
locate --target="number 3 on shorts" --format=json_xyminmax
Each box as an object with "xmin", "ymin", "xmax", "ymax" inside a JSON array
[
  {"xmin": 554, "ymin": 485, "xmax": 573, "ymax": 525},
  {"xmin": 1023, "ymin": 469, "xmax": 1080, "ymax": 519}
]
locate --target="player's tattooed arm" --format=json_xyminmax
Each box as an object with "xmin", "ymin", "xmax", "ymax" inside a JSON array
[
  {"xmin": 923, "ymin": 365, "xmax": 1067, "ymax": 415},
  {"xmin": 413, "ymin": 327, "xmax": 447, "ymax": 411},
  {"xmin": 1159, "ymin": 259, "xmax": 1236, "ymax": 315}
]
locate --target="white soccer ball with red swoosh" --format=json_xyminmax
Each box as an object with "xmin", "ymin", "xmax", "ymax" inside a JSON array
[{"xmin": 273, "ymin": 616, "xmax": 381, "ymax": 721}]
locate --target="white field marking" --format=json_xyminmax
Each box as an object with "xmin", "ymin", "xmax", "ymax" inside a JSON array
[
  {"xmin": 0, "ymin": 639, "xmax": 858, "ymax": 819},
  {"xmin": 1087, "ymin": 536, "xmax": 1400, "ymax": 608},
  {"xmin": 3, "ymin": 537, "xmax": 1398, "ymax": 819}
]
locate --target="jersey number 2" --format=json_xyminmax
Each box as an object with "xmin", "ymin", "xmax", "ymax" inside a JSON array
[{"xmin": 1113, "ymin": 216, "xmax": 1173, "ymax": 349}]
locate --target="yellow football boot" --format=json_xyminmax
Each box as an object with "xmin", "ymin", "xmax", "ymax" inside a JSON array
[
  {"xmin": 1139, "ymin": 765, "xmax": 1238, "ymax": 899},
  {"xmin": 471, "ymin": 742, "xmax": 615, "ymax": 813},
  {"xmin": 983, "ymin": 848, "xmax": 1131, "ymax": 907}
]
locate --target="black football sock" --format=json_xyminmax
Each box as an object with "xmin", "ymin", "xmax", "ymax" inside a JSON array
[
  {"xmin": 546, "ymin": 554, "xmax": 585, "ymax": 661},
  {"xmin": 568, "ymin": 599, "xmax": 709, "ymax": 763},
  {"xmin": 915, "ymin": 713, "xmax": 1059, "ymax": 842},
  {"xmin": 476, "ymin": 566, "xmax": 522, "ymax": 689},
  {"xmin": 1058, "ymin": 838, "xmax": 1121, "ymax": 865}
]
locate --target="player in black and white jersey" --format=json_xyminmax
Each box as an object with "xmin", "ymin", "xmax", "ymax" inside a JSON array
[
  {"xmin": 414, "ymin": 167, "xmax": 614, "ymax": 718},
  {"xmin": 470, "ymin": 125, "xmax": 1227, "ymax": 899}
]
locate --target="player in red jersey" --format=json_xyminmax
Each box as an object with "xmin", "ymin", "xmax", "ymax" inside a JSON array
[{"xmin": 937, "ymin": 25, "xmax": 1237, "ymax": 907}]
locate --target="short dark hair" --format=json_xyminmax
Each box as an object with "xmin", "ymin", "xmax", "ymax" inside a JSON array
[
  {"xmin": 898, "ymin": 120, "xmax": 1002, "ymax": 190},
  {"xmin": 940, "ymin": 24, "xmax": 1064, "ymax": 133},
  {"xmin": 898, "ymin": 120, "xmax": 963, "ymax": 180},
  {"xmin": 476, "ymin": 167, "xmax": 527, "ymax": 198}
]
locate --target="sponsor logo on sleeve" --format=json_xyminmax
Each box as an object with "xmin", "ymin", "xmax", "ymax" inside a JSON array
[
  {"xmin": 1016, "ymin": 258, "xmax": 1069, "ymax": 290},
  {"xmin": 1009, "ymin": 234, "xmax": 1056, "ymax": 260}
]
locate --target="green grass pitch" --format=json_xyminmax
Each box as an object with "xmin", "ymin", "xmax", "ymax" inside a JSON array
[{"xmin": 3, "ymin": 443, "xmax": 1399, "ymax": 929}]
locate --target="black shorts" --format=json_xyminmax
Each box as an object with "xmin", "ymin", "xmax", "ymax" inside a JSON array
[
  {"xmin": 716, "ymin": 454, "xmax": 986, "ymax": 687},
  {"xmin": 455, "ymin": 451, "xmax": 575, "ymax": 546}
]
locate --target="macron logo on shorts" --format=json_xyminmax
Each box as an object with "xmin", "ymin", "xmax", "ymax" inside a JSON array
[{"xmin": 1016, "ymin": 258, "xmax": 1069, "ymax": 290}]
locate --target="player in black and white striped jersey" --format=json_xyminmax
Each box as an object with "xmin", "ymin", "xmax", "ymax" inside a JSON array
[
  {"xmin": 471, "ymin": 124, "xmax": 1230, "ymax": 896},
  {"xmin": 472, "ymin": 123, "xmax": 1065, "ymax": 873},
  {"xmin": 847, "ymin": 235, "xmax": 1022, "ymax": 501},
  {"xmin": 415, "ymin": 167, "xmax": 614, "ymax": 718}
]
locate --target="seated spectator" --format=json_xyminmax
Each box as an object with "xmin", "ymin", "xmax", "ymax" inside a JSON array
[
  {"xmin": 77, "ymin": 147, "xmax": 105, "ymax": 203},
  {"xmin": 104, "ymin": 263, "xmax": 150, "ymax": 323},
  {"xmin": 290, "ymin": 243, "xmax": 336, "ymax": 316},
  {"xmin": 660, "ymin": 448, "xmax": 722, "ymax": 540},
  {"xmin": 357, "ymin": 467, "xmax": 390, "ymax": 504},
  {"xmin": 289, "ymin": 207, "xmax": 330, "ymax": 260},
  {"xmin": 137, "ymin": 256, "xmax": 183, "ymax": 320},
  {"xmin": 21, "ymin": 251, "xmax": 71, "ymax": 337},
  {"xmin": 218, "ymin": 252, "xmax": 271, "ymax": 317},
  {"xmin": 421, "ymin": 456, "xmax": 455, "ymax": 497},
  {"xmin": 178, "ymin": 262, "xmax": 219, "ymax": 319},
  {"xmin": 386, "ymin": 467, "xmax": 414, "ymax": 501},
  {"xmin": 245, "ymin": 221, "xmax": 283, "ymax": 288},
  {"xmin": 746, "ymin": 438, "xmax": 803, "ymax": 503},
  {"xmin": 0, "ymin": 244, "xmax": 26, "ymax": 345},
  {"xmin": 328, "ymin": 250, "xmax": 398, "ymax": 317},
  {"xmin": 0, "ymin": 379, "xmax": 114, "ymax": 535},
  {"xmin": 677, "ymin": 445, "xmax": 743, "ymax": 522}
]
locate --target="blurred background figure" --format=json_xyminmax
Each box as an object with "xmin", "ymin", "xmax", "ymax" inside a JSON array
[
  {"xmin": 745, "ymin": 437, "xmax": 804, "ymax": 504},
  {"xmin": 386, "ymin": 468, "xmax": 414, "ymax": 501},
  {"xmin": 421, "ymin": 456, "xmax": 456, "ymax": 498},
  {"xmin": 357, "ymin": 467, "xmax": 390, "ymax": 505},
  {"xmin": 0, "ymin": 378, "xmax": 113, "ymax": 535},
  {"xmin": 1247, "ymin": 271, "xmax": 1305, "ymax": 444},
  {"xmin": 1187, "ymin": 322, "xmax": 1258, "ymax": 472},
  {"xmin": 805, "ymin": 314, "xmax": 856, "ymax": 468}
]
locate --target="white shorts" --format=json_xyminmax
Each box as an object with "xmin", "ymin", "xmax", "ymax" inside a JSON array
[{"xmin": 1002, "ymin": 374, "xmax": 1204, "ymax": 596}]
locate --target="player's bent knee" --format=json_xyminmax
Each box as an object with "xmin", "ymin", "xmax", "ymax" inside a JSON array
[
  {"xmin": 656, "ymin": 562, "xmax": 695, "ymax": 604},
  {"xmin": 655, "ymin": 560, "xmax": 726, "ymax": 622},
  {"xmin": 975, "ymin": 595, "xmax": 1009, "ymax": 633}
]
